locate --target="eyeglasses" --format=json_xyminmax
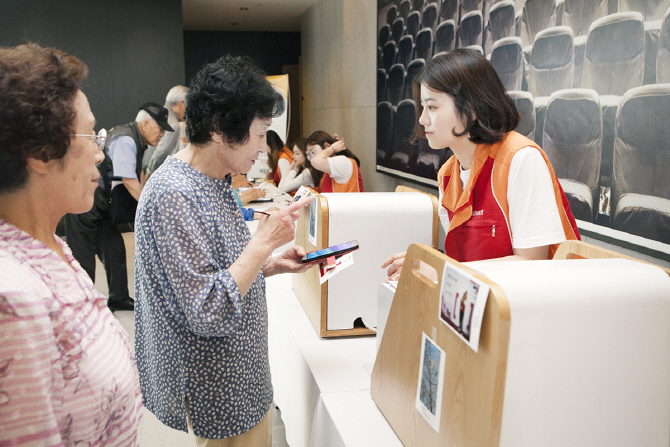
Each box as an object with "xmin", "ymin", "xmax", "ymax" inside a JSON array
[
  {"xmin": 72, "ymin": 128, "xmax": 107, "ymax": 151},
  {"xmin": 306, "ymin": 146, "xmax": 319, "ymax": 160}
]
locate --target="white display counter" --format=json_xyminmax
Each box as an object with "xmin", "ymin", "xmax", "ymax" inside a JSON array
[
  {"xmin": 253, "ymin": 189, "xmax": 670, "ymax": 446},
  {"xmin": 266, "ymin": 273, "xmax": 402, "ymax": 447},
  {"xmin": 244, "ymin": 190, "xmax": 401, "ymax": 446},
  {"xmin": 372, "ymin": 244, "xmax": 670, "ymax": 447}
]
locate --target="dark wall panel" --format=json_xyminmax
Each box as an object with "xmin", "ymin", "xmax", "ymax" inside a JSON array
[
  {"xmin": 184, "ymin": 31, "xmax": 301, "ymax": 83},
  {"xmin": 0, "ymin": 0, "xmax": 185, "ymax": 130}
]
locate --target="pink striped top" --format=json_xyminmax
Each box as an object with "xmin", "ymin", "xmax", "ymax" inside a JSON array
[{"xmin": 0, "ymin": 219, "xmax": 142, "ymax": 446}]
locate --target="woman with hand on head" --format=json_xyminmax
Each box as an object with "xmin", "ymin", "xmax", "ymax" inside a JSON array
[
  {"xmin": 306, "ymin": 131, "xmax": 364, "ymax": 192},
  {"xmin": 265, "ymin": 129, "xmax": 293, "ymax": 185},
  {"xmin": 0, "ymin": 43, "xmax": 142, "ymax": 446},
  {"xmin": 277, "ymin": 137, "xmax": 320, "ymax": 193},
  {"xmin": 134, "ymin": 54, "xmax": 316, "ymax": 446},
  {"xmin": 382, "ymin": 49, "xmax": 579, "ymax": 280}
]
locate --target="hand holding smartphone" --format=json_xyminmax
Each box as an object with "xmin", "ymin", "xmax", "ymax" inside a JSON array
[{"xmin": 301, "ymin": 240, "xmax": 359, "ymax": 263}]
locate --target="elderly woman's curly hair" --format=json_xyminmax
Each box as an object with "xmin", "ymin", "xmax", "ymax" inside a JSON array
[
  {"xmin": 0, "ymin": 43, "xmax": 88, "ymax": 192},
  {"xmin": 185, "ymin": 54, "xmax": 284, "ymax": 147}
]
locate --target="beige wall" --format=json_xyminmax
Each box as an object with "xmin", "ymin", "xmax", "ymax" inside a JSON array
[{"xmin": 300, "ymin": 0, "xmax": 437, "ymax": 195}]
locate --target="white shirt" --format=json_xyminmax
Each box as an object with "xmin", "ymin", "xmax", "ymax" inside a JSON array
[
  {"xmin": 277, "ymin": 168, "xmax": 315, "ymax": 192},
  {"xmin": 327, "ymin": 156, "xmax": 354, "ymax": 183},
  {"xmin": 108, "ymin": 135, "xmax": 139, "ymax": 179},
  {"xmin": 277, "ymin": 157, "xmax": 292, "ymax": 181},
  {"xmin": 438, "ymin": 147, "xmax": 566, "ymax": 250}
]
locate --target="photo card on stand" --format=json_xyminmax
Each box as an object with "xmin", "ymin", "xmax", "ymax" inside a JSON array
[
  {"xmin": 415, "ymin": 332, "xmax": 446, "ymax": 432},
  {"xmin": 308, "ymin": 199, "xmax": 317, "ymax": 246},
  {"xmin": 439, "ymin": 263, "xmax": 490, "ymax": 352}
]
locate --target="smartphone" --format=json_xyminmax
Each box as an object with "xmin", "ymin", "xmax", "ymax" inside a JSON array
[{"xmin": 301, "ymin": 240, "xmax": 359, "ymax": 263}]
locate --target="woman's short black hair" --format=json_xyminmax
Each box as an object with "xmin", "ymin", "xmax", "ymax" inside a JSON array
[
  {"xmin": 0, "ymin": 43, "xmax": 88, "ymax": 193},
  {"xmin": 412, "ymin": 49, "xmax": 519, "ymax": 145},
  {"xmin": 186, "ymin": 55, "xmax": 285, "ymax": 146}
]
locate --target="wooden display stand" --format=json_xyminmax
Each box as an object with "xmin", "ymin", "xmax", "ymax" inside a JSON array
[
  {"xmin": 371, "ymin": 242, "xmax": 670, "ymax": 446},
  {"xmin": 371, "ymin": 243, "xmax": 510, "ymax": 446},
  {"xmin": 293, "ymin": 188, "xmax": 438, "ymax": 338},
  {"xmin": 553, "ymin": 239, "xmax": 670, "ymax": 276}
]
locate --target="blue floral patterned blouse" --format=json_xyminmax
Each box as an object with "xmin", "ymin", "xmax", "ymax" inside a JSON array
[{"xmin": 134, "ymin": 157, "xmax": 271, "ymax": 439}]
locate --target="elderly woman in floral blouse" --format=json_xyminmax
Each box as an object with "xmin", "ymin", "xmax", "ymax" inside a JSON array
[
  {"xmin": 134, "ymin": 55, "xmax": 314, "ymax": 446},
  {"xmin": 0, "ymin": 44, "xmax": 142, "ymax": 446}
]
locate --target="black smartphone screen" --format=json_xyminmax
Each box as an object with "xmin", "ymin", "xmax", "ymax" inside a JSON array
[{"xmin": 301, "ymin": 240, "xmax": 359, "ymax": 263}]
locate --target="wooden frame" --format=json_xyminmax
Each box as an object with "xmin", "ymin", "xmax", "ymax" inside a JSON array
[
  {"xmin": 293, "ymin": 190, "xmax": 374, "ymax": 337},
  {"xmin": 293, "ymin": 191, "xmax": 333, "ymax": 336},
  {"xmin": 293, "ymin": 190, "xmax": 439, "ymax": 338},
  {"xmin": 554, "ymin": 240, "xmax": 670, "ymax": 277},
  {"xmin": 371, "ymin": 243, "xmax": 510, "ymax": 446},
  {"xmin": 371, "ymin": 240, "xmax": 670, "ymax": 445}
]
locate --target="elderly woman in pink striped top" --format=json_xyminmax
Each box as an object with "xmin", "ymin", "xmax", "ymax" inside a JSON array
[{"xmin": 0, "ymin": 44, "xmax": 142, "ymax": 446}]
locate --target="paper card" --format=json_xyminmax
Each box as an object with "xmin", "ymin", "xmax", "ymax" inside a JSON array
[
  {"xmin": 319, "ymin": 252, "xmax": 354, "ymax": 284},
  {"xmin": 291, "ymin": 185, "xmax": 312, "ymax": 204},
  {"xmin": 258, "ymin": 183, "xmax": 289, "ymax": 199},
  {"xmin": 308, "ymin": 199, "xmax": 317, "ymax": 246},
  {"xmin": 415, "ymin": 332, "xmax": 446, "ymax": 432},
  {"xmin": 438, "ymin": 263, "xmax": 490, "ymax": 352}
]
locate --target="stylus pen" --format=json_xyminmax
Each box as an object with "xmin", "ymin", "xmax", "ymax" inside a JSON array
[{"xmin": 254, "ymin": 211, "xmax": 270, "ymax": 217}]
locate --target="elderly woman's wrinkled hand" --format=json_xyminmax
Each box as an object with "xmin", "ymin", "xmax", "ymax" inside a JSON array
[
  {"xmin": 264, "ymin": 245, "xmax": 316, "ymax": 276},
  {"xmin": 255, "ymin": 195, "xmax": 313, "ymax": 251}
]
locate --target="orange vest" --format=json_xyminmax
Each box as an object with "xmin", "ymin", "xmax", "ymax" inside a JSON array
[
  {"xmin": 318, "ymin": 157, "xmax": 364, "ymax": 193},
  {"xmin": 272, "ymin": 147, "xmax": 294, "ymax": 185},
  {"xmin": 438, "ymin": 131, "xmax": 580, "ymax": 261}
]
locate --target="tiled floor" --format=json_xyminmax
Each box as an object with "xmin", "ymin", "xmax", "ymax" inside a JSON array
[{"xmin": 95, "ymin": 232, "xmax": 290, "ymax": 447}]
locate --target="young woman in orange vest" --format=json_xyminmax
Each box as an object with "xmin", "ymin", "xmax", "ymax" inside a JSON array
[
  {"xmin": 278, "ymin": 137, "xmax": 320, "ymax": 193},
  {"xmin": 306, "ymin": 130, "xmax": 364, "ymax": 192},
  {"xmin": 383, "ymin": 49, "xmax": 580, "ymax": 280},
  {"xmin": 266, "ymin": 129, "xmax": 293, "ymax": 185}
]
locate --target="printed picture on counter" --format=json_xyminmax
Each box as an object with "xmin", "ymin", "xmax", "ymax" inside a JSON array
[
  {"xmin": 415, "ymin": 332, "xmax": 446, "ymax": 433},
  {"xmin": 439, "ymin": 263, "xmax": 490, "ymax": 352},
  {"xmin": 308, "ymin": 199, "xmax": 317, "ymax": 246}
]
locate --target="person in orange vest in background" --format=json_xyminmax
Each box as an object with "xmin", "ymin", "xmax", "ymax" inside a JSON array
[
  {"xmin": 306, "ymin": 130, "xmax": 364, "ymax": 193},
  {"xmin": 278, "ymin": 137, "xmax": 319, "ymax": 194},
  {"xmin": 383, "ymin": 49, "xmax": 580, "ymax": 280},
  {"xmin": 265, "ymin": 129, "xmax": 293, "ymax": 185}
]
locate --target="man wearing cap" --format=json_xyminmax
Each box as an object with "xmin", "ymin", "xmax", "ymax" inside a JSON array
[
  {"xmin": 146, "ymin": 85, "xmax": 189, "ymax": 175},
  {"xmin": 64, "ymin": 102, "xmax": 174, "ymax": 312}
]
